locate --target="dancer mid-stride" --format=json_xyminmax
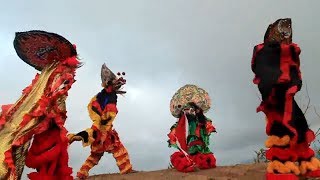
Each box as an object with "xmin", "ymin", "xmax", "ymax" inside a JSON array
[
  {"xmin": 167, "ymin": 84, "xmax": 217, "ymax": 172},
  {"xmin": 0, "ymin": 30, "xmax": 81, "ymax": 180},
  {"xmin": 68, "ymin": 63, "xmax": 133, "ymax": 179},
  {"xmin": 252, "ymin": 18, "xmax": 320, "ymax": 180}
]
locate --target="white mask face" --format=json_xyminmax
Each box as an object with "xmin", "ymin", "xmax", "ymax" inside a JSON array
[
  {"xmin": 277, "ymin": 19, "xmax": 292, "ymax": 39},
  {"xmin": 183, "ymin": 107, "xmax": 196, "ymax": 116}
]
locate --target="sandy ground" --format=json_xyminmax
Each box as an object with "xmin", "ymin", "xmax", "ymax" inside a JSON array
[
  {"xmin": 86, "ymin": 163, "xmax": 268, "ymax": 180},
  {"xmin": 85, "ymin": 163, "xmax": 320, "ymax": 180}
]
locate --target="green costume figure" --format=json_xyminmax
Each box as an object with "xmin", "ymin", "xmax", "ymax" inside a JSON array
[{"xmin": 167, "ymin": 84, "xmax": 217, "ymax": 172}]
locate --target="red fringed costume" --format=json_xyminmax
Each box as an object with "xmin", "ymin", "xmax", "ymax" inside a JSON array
[
  {"xmin": 167, "ymin": 84, "xmax": 217, "ymax": 172},
  {"xmin": 0, "ymin": 30, "xmax": 80, "ymax": 180},
  {"xmin": 252, "ymin": 18, "xmax": 320, "ymax": 180},
  {"xmin": 68, "ymin": 63, "xmax": 133, "ymax": 179}
]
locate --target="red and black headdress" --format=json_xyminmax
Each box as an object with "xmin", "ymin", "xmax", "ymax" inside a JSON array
[{"xmin": 13, "ymin": 30, "xmax": 77, "ymax": 71}]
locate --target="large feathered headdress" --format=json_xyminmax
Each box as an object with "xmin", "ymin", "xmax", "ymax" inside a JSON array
[{"xmin": 13, "ymin": 30, "xmax": 78, "ymax": 71}]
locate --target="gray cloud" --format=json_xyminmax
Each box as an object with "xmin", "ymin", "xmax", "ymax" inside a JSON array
[{"xmin": 0, "ymin": 0, "xmax": 320, "ymax": 179}]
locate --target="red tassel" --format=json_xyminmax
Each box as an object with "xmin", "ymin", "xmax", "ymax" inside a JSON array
[{"xmin": 64, "ymin": 57, "xmax": 79, "ymax": 67}]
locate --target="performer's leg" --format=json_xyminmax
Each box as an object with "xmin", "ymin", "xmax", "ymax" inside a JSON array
[
  {"xmin": 110, "ymin": 139, "xmax": 133, "ymax": 174},
  {"xmin": 77, "ymin": 151, "xmax": 104, "ymax": 179}
]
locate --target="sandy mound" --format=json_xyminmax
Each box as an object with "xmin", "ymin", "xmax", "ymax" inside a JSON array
[{"xmin": 86, "ymin": 163, "xmax": 267, "ymax": 180}]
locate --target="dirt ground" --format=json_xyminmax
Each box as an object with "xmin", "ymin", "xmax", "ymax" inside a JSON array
[
  {"xmin": 86, "ymin": 163, "xmax": 268, "ymax": 180},
  {"xmin": 85, "ymin": 163, "xmax": 320, "ymax": 180}
]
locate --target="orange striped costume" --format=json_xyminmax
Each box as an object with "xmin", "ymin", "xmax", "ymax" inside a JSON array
[{"xmin": 68, "ymin": 64, "xmax": 132, "ymax": 179}]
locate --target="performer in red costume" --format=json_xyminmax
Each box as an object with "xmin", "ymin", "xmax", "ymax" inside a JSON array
[
  {"xmin": 0, "ymin": 30, "xmax": 81, "ymax": 180},
  {"xmin": 167, "ymin": 84, "xmax": 217, "ymax": 172},
  {"xmin": 252, "ymin": 18, "xmax": 320, "ymax": 180}
]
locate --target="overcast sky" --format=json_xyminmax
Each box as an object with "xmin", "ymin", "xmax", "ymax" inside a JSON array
[{"xmin": 0, "ymin": 0, "xmax": 320, "ymax": 178}]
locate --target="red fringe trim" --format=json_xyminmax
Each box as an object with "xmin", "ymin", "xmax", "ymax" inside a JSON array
[
  {"xmin": 305, "ymin": 130, "xmax": 315, "ymax": 144},
  {"xmin": 22, "ymin": 74, "xmax": 40, "ymax": 94},
  {"xmin": 293, "ymin": 143, "xmax": 315, "ymax": 160},
  {"xmin": 64, "ymin": 57, "xmax": 79, "ymax": 68},
  {"xmin": 4, "ymin": 150, "xmax": 14, "ymax": 170},
  {"xmin": 304, "ymin": 169, "xmax": 320, "ymax": 178},
  {"xmin": 170, "ymin": 152, "xmax": 196, "ymax": 172},
  {"xmin": 266, "ymin": 147, "xmax": 298, "ymax": 162},
  {"xmin": 283, "ymin": 86, "xmax": 299, "ymax": 146},
  {"xmin": 0, "ymin": 73, "xmax": 40, "ymax": 129},
  {"xmin": 0, "ymin": 104, "xmax": 13, "ymax": 129},
  {"xmin": 1, "ymin": 104, "xmax": 13, "ymax": 114},
  {"xmin": 191, "ymin": 153, "xmax": 216, "ymax": 169},
  {"xmin": 266, "ymin": 144, "xmax": 315, "ymax": 162},
  {"xmin": 266, "ymin": 173, "xmax": 298, "ymax": 180}
]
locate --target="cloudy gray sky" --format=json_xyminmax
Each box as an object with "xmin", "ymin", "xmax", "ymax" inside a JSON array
[{"xmin": 0, "ymin": 0, "xmax": 320, "ymax": 178}]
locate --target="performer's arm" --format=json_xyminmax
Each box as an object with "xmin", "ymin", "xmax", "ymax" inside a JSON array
[
  {"xmin": 67, "ymin": 128, "xmax": 95, "ymax": 147},
  {"xmin": 205, "ymin": 118, "xmax": 216, "ymax": 134},
  {"xmin": 167, "ymin": 122, "xmax": 178, "ymax": 148},
  {"xmin": 68, "ymin": 96, "xmax": 99, "ymax": 146}
]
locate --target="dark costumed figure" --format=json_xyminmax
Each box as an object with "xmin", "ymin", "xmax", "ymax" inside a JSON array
[{"xmin": 251, "ymin": 18, "xmax": 320, "ymax": 179}]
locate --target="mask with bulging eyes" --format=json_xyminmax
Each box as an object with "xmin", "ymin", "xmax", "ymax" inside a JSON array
[{"xmin": 100, "ymin": 63, "xmax": 126, "ymax": 94}]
